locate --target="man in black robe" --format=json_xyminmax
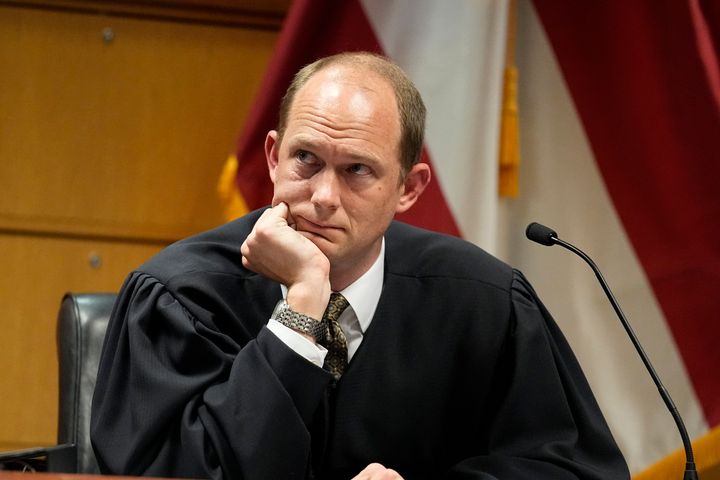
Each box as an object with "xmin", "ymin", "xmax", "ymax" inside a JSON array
[{"xmin": 91, "ymin": 52, "xmax": 629, "ymax": 479}]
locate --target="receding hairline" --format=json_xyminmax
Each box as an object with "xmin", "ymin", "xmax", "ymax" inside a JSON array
[
  {"xmin": 281, "ymin": 54, "xmax": 404, "ymax": 128},
  {"xmin": 277, "ymin": 52, "xmax": 426, "ymax": 176}
]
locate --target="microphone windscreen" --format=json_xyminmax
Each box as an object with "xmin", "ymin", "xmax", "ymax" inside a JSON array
[{"xmin": 526, "ymin": 222, "xmax": 558, "ymax": 246}]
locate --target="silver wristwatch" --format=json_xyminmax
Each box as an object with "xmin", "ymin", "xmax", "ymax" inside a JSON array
[{"xmin": 271, "ymin": 299, "xmax": 327, "ymax": 341}]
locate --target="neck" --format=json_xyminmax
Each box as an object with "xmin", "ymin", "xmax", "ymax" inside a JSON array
[{"xmin": 329, "ymin": 239, "xmax": 383, "ymax": 291}]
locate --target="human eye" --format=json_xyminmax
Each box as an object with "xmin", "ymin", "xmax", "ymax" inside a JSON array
[
  {"xmin": 347, "ymin": 163, "xmax": 372, "ymax": 176},
  {"xmin": 295, "ymin": 149, "xmax": 317, "ymax": 165}
]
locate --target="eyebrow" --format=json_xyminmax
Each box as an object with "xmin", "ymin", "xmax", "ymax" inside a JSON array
[{"xmin": 289, "ymin": 136, "xmax": 384, "ymax": 167}]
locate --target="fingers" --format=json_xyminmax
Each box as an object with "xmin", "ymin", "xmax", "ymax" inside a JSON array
[
  {"xmin": 270, "ymin": 201, "xmax": 289, "ymax": 219},
  {"xmin": 240, "ymin": 203, "xmax": 329, "ymax": 290},
  {"xmin": 253, "ymin": 203, "xmax": 297, "ymax": 232},
  {"xmin": 351, "ymin": 463, "xmax": 404, "ymax": 480},
  {"xmin": 254, "ymin": 202, "xmax": 288, "ymax": 227}
]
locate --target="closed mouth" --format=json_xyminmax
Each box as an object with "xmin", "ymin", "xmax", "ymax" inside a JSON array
[{"xmin": 296, "ymin": 216, "xmax": 343, "ymax": 238}]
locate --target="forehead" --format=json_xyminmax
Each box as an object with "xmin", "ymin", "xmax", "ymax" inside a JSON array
[{"xmin": 285, "ymin": 66, "xmax": 402, "ymax": 156}]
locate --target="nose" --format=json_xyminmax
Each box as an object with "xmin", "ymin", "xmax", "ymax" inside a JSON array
[{"xmin": 311, "ymin": 169, "xmax": 341, "ymax": 210}]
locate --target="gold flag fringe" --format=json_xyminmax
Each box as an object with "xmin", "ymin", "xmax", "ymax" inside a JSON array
[
  {"xmin": 633, "ymin": 426, "xmax": 720, "ymax": 480},
  {"xmin": 217, "ymin": 154, "xmax": 250, "ymax": 222},
  {"xmin": 498, "ymin": 0, "xmax": 520, "ymax": 198}
]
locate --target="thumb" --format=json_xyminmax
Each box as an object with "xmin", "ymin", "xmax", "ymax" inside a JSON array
[{"xmin": 272, "ymin": 202, "xmax": 289, "ymax": 217}]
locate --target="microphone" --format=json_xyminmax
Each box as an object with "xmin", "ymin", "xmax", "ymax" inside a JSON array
[
  {"xmin": 525, "ymin": 222, "xmax": 699, "ymax": 480},
  {"xmin": 525, "ymin": 222, "xmax": 557, "ymax": 246}
]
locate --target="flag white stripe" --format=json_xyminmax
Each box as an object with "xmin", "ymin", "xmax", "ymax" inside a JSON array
[{"xmin": 362, "ymin": 0, "xmax": 508, "ymax": 251}]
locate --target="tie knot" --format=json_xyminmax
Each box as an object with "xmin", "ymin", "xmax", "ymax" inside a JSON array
[{"xmin": 323, "ymin": 292, "xmax": 349, "ymax": 322}]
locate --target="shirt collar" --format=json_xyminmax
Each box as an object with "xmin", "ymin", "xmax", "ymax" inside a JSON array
[
  {"xmin": 280, "ymin": 238, "xmax": 385, "ymax": 334},
  {"xmin": 339, "ymin": 238, "xmax": 384, "ymax": 334}
]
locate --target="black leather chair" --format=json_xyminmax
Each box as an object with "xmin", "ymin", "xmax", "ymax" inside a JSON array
[{"xmin": 0, "ymin": 293, "xmax": 116, "ymax": 473}]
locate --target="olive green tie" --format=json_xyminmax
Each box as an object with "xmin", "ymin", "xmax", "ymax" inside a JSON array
[{"xmin": 319, "ymin": 293, "xmax": 350, "ymax": 380}]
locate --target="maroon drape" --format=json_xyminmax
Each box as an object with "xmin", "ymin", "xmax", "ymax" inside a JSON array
[{"xmin": 533, "ymin": 0, "xmax": 720, "ymax": 425}]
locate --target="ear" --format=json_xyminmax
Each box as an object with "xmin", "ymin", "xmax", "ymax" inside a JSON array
[
  {"xmin": 265, "ymin": 130, "xmax": 280, "ymax": 183},
  {"xmin": 395, "ymin": 163, "xmax": 431, "ymax": 214}
]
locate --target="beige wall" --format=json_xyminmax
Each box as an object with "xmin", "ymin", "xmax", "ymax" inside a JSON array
[{"xmin": 0, "ymin": 1, "xmax": 284, "ymax": 450}]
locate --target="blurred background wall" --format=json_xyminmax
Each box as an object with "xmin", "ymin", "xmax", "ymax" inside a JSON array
[{"xmin": 0, "ymin": 0, "xmax": 289, "ymax": 451}]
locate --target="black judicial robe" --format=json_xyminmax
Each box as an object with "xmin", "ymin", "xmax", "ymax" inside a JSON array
[{"xmin": 90, "ymin": 208, "xmax": 629, "ymax": 480}]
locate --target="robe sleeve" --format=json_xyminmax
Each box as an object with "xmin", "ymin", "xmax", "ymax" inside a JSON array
[
  {"xmin": 446, "ymin": 270, "xmax": 629, "ymax": 479},
  {"xmin": 90, "ymin": 272, "xmax": 333, "ymax": 479}
]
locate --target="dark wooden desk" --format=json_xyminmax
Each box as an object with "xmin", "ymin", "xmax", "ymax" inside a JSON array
[
  {"xmin": 0, "ymin": 473, "xmax": 172, "ymax": 480},
  {"xmin": 1, "ymin": 474, "xmax": 98, "ymax": 479}
]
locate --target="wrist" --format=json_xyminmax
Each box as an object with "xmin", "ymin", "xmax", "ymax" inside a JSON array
[
  {"xmin": 286, "ymin": 279, "xmax": 330, "ymax": 320},
  {"xmin": 270, "ymin": 299, "xmax": 327, "ymax": 343}
]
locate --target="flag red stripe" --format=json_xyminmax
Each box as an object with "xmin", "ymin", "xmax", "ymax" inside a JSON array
[
  {"xmin": 533, "ymin": 0, "xmax": 720, "ymax": 424},
  {"xmin": 395, "ymin": 149, "xmax": 461, "ymax": 236},
  {"xmin": 235, "ymin": 0, "xmax": 460, "ymax": 237}
]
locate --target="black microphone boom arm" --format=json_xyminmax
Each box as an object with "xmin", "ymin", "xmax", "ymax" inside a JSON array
[{"xmin": 525, "ymin": 222, "xmax": 698, "ymax": 480}]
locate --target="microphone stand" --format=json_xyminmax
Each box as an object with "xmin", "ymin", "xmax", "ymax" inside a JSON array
[{"xmin": 527, "ymin": 223, "xmax": 698, "ymax": 479}]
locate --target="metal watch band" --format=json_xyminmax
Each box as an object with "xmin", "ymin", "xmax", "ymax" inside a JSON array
[{"xmin": 271, "ymin": 300, "xmax": 327, "ymax": 341}]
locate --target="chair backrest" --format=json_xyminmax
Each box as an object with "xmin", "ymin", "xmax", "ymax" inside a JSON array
[{"xmin": 56, "ymin": 293, "xmax": 116, "ymax": 474}]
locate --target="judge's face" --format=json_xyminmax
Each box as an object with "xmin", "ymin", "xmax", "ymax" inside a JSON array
[{"xmin": 265, "ymin": 65, "xmax": 424, "ymax": 279}]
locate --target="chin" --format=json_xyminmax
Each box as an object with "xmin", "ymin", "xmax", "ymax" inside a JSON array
[{"xmin": 299, "ymin": 231, "xmax": 337, "ymax": 254}]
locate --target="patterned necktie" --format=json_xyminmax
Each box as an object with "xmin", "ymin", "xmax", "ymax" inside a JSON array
[{"xmin": 319, "ymin": 292, "xmax": 350, "ymax": 381}]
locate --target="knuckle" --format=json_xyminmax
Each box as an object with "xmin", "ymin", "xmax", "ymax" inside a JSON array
[{"xmin": 253, "ymin": 224, "xmax": 272, "ymax": 241}]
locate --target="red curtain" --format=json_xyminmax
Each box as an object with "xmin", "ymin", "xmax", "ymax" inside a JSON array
[{"xmin": 533, "ymin": 0, "xmax": 720, "ymax": 425}]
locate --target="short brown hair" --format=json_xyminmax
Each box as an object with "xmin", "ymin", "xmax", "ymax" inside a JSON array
[{"xmin": 277, "ymin": 52, "xmax": 426, "ymax": 176}]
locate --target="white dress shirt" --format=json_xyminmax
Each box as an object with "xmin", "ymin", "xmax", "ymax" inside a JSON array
[{"xmin": 266, "ymin": 239, "xmax": 385, "ymax": 367}]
